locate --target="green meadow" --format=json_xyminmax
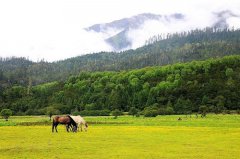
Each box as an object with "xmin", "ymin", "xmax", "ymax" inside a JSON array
[{"xmin": 0, "ymin": 115, "xmax": 240, "ymax": 159}]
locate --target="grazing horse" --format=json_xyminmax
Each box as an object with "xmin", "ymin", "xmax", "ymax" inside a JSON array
[
  {"xmin": 52, "ymin": 115, "xmax": 77, "ymax": 133},
  {"xmin": 70, "ymin": 115, "xmax": 88, "ymax": 132}
]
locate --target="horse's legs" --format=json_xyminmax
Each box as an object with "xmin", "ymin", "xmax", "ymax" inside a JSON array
[
  {"xmin": 84, "ymin": 123, "xmax": 88, "ymax": 132},
  {"xmin": 70, "ymin": 124, "xmax": 74, "ymax": 132},
  {"xmin": 73, "ymin": 125, "xmax": 77, "ymax": 132},
  {"xmin": 80, "ymin": 123, "xmax": 83, "ymax": 132},
  {"xmin": 77, "ymin": 123, "xmax": 80, "ymax": 132},
  {"xmin": 52, "ymin": 122, "xmax": 55, "ymax": 133},
  {"xmin": 66, "ymin": 125, "xmax": 69, "ymax": 132},
  {"xmin": 52, "ymin": 122, "xmax": 58, "ymax": 133},
  {"xmin": 66, "ymin": 124, "xmax": 72, "ymax": 132},
  {"xmin": 55, "ymin": 123, "xmax": 59, "ymax": 132}
]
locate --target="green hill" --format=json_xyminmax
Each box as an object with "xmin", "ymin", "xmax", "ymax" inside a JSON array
[{"xmin": 1, "ymin": 55, "xmax": 240, "ymax": 115}]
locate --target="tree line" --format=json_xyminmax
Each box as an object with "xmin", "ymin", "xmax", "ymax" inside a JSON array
[{"xmin": 1, "ymin": 55, "xmax": 240, "ymax": 116}]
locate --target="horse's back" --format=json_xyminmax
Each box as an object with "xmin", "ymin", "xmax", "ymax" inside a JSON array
[
  {"xmin": 53, "ymin": 115, "xmax": 71, "ymax": 123},
  {"xmin": 70, "ymin": 115, "xmax": 85, "ymax": 124},
  {"xmin": 53, "ymin": 115, "xmax": 60, "ymax": 122}
]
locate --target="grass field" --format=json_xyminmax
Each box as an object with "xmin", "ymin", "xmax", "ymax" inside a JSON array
[{"xmin": 0, "ymin": 115, "xmax": 240, "ymax": 159}]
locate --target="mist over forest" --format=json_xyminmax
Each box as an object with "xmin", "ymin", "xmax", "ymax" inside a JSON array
[{"xmin": 1, "ymin": 27, "xmax": 240, "ymax": 116}]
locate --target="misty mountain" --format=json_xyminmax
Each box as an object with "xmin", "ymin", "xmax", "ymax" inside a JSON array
[
  {"xmin": 85, "ymin": 13, "xmax": 178, "ymax": 32},
  {"xmin": 85, "ymin": 13, "xmax": 185, "ymax": 50},
  {"xmin": 213, "ymin": 10, "xmax": 239, "ymax": 29},
  {"xmin": 85, "ymin": 12, "xmax": 239, "ymax": 51},
  {"xmin": 1, "ymin": 28, "xmax": 240, "ymax": 88}
]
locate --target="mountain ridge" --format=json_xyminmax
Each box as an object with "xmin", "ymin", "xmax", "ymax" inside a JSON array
[
  {"xmin": 85, "ymin": 13, "xmax": 185, "ymax": 50},
  {"xmin": 1, "ymin": 28, "xmax": 240, "ymax": 87},
  {"xmin": 85, "ymin": 11, "xmax": 240, "ymax": 51}
]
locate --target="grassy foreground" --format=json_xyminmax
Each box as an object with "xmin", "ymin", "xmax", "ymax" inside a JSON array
[{"xmin": 0, "ymin": 115, "xmax": 240, "ymax": 159}]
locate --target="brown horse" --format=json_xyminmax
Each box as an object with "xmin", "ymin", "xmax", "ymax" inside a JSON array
[{"xmin": 52, "ymin": 115, "xmax": 77, "ymax": 133}]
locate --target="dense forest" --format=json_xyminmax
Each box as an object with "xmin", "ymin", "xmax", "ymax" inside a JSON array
[
  {"xmin": 1, "ymin": 28, "xmax": 240, "ymax": 88},
  {"xmin": 0, "ymin": 55, "xmax": 240, "ymax": 116}
]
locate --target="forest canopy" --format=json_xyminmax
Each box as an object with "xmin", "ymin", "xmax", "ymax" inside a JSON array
[{"xmin": 1, "ymin": 55, "xmax": 240, "ymax": 115}]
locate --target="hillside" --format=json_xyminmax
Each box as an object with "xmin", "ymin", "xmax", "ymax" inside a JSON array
[
  {"xmin": 1, "ymin": 28, "xmax": 240, "ymax": 88},
  {"xmin": 1, "ymin": 55, "xmax": 240, "ymax": 115}
]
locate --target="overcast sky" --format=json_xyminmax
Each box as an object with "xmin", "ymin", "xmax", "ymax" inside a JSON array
[{"xmin": 0, "ymin": 0, "xmax": 240, "ymax": 62}]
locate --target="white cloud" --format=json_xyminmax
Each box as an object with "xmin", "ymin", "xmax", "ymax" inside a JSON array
[
  {"xmin": 125, "ymin": 0, "xmax": 240, "ymax": 50},
  {"xmin": 0, "ymin": 0, "xmax": 240, "ymax": 61},
  {"xmin": 228, "ymin": 17, "xmax": 240, "ymax": 28}
]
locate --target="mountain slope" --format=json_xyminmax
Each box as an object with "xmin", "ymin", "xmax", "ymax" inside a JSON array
[{"xmin": 1, "ymin": 28, "xmax": 240, "ymax": 87}]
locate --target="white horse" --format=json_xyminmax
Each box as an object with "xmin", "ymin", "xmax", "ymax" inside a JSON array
[{"xmin": 70, "ymin": 115, "xmax": 88, "ymax": 132}]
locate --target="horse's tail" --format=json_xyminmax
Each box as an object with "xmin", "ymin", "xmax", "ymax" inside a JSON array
[{"xmin": 52, "ymin": 116, "xmax": 59, "ymax": 132}]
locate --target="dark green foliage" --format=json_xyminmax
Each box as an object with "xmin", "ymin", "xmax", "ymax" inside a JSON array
[
  {"xmin": 213, "ymin": 95, "xmax": 226, "ymax": 114},
  {"xmin": 143, "ymin": 105, "xmax": 158, "ymax": 117},
  {"xmin": 45, "ymin": 107, "xmax": 61, "ymax": 120},
  {"xmin": 174, "ymin": 98, "xmax": 193, "ymax": 115},
  {"xmin": 112, "ymin": 109, "xmax": 122, "ymax": 119},
  {"xmin": 0, "ymin": 109, "xmax": 12, "ymax": 121},
  {"xmin": 25, "ymin": 109, "xmax": 42, "ymax": 115},
  {"xmin": 236, "ymin": 109, "xmax": 240, "ymax": 114},
  {"xmin": 165, "ymin": 101, "xmax": 175, "ymax": 115},
  {"xmin": 158, "ymin": 106, "xmax": 175, "ymax": 115},
  {"xmin": 79, "ymin": 110, "xmax": 110, "ymax": 116},
  {"xmin": 223, "ymin": 110, "xmax": 231, "ymax": 114},
  {"xmin": 225, "ymin": 68, "xmax": 234, "ymax": 78},
  {"xmin": 129, "ymin": 107, "xmax": 139, "ymax": 116},
  {"xmin": 1, "ymin": 55, "xmax": 240, "ymax": 115},
  {"xmin": 199, "ymin": 105, "xmax": 208, "ymax": 117},
  {"xmin": 165, "ymin": 106, "xmax": 174, "ymax": 115}
]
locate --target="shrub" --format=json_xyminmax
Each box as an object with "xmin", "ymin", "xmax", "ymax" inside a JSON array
[
  {"xmin": 136, "ymin": 112, "xmax": 141, "ymax": 117},
  {"xmin": 158, "ymin": 107, "xmax": 175, "ymax": 115},
  {"xmin": 144, "ymin": 109, "xmax": 158, "ymax": 117},
  {"xmin": 157, "ymin": 107, "xmax": 163, "ymax": 115},
  {"xmin": 71, "ymin": 110, "xmax": 80, "ymax": 116},
  {"xmin": 199, "ymin": 105, "xmax": 208, "ymax": 117},
  {"xmin": 79, "ymin": 110, "xmax": 110, "ymax": 116},
  {"xmin": 143, "ymin": 106, "xmax": 158, "ymax": 117},
  {"xmin": 128, "ymin": 107, "xmax": 139, "ymax": 116},
  {"xmin": 1, "ymin": 109, "xmax": 12, "ymax": 121},
  {"xmin": 165, "ymin": 106, "xmax": 174, "ymax": 115},
  {"xmin": 111, "ymin": 109, "xmax": 122, "ymax": 119},
  {"xmin": 222, "ymin": 110, "xmax": 231, "ymax": 115},
  {"xmin": 237, "ymin": 109, "xmax": 240, "ymax": 114},
  {"xmin": 209, "ymin": 105, "xmax": 216, "ymax": 113}
]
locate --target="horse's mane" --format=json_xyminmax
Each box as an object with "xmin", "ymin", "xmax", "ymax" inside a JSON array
[{"xmin": 67, "ymin": 115, "xmax": 77, "ymax": 126}]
